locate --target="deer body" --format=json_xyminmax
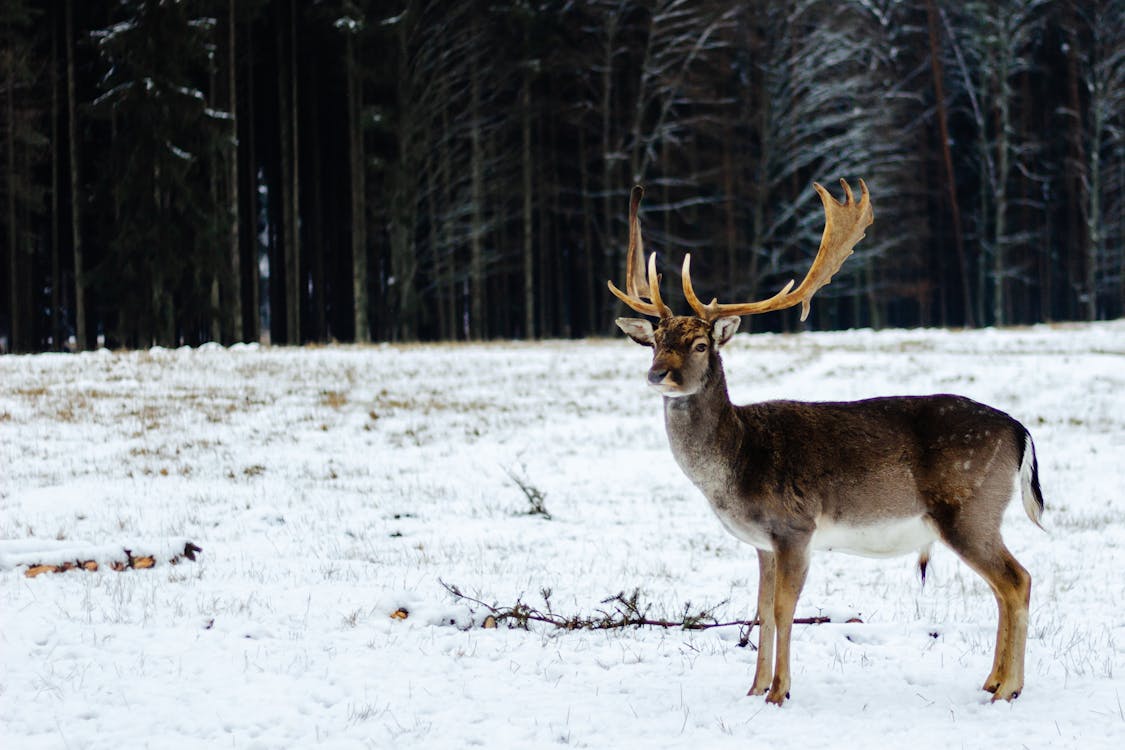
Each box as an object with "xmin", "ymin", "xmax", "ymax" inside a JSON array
[
  {"xmin": 667, "ymin": 383, "xmax": 1031, "ymax": 561},
  {"xmin": 610, "ymin": 181, "xmax": 1044, "ymax": 706}
]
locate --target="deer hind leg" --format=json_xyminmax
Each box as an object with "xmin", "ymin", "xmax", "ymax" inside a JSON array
[
  {"xmin": 748, "ymin": 548, "xmax": 777, "ymax": 696},
  {"xmin": 941, "ymin": 532, "xmax": 1031, "ymax": 701},
  {"xmin": 765, "ymin": 542, "xmax": 810, "ymax": 706},
  {"xmin": 986, "ymin": 547, "xmax": 1030, "ymax": 701}
]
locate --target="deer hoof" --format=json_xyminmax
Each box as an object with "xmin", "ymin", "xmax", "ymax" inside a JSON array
[
  {"xmin": 764, "ymin": 690, "xmax": 789, "ymax": 706},
  {"xmin": 990, "ymin": 684, "xmax": 1022, "ymax": 702},
  {"xmin": 764, "ymin": 682, "xmax": 790, "ymax": 706}
]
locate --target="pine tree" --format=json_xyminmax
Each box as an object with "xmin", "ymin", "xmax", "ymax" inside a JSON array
[
  {"xmin": 92, "ymin": 0, "xmax": 229, "ymax": 346},
  {"xmin": 1, "ymin": 0, "xmax": 46, "ymax": 352}
]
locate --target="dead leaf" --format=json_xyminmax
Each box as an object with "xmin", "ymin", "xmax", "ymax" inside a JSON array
[
  {"xmin": 482, "ymin": 615, "xmax": 497, "ymax": 629},
  {"xmin": 132, "ymin": 556, "xmax": 155, "ymax": 569},
  {"xmin": 390, "ymin": 608, "xmax": 409, "ymax": 620},
  {"xmin": 24, "ymin": 565, "xmax": 55, "ymax": 578}
]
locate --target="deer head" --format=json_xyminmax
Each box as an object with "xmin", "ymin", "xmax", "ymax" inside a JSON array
[{"xmin": 610, "ymin": 180, "xmax": 873, "ymax": 397}]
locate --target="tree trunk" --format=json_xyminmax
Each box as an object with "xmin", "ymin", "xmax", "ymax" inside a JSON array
[
  {"xmin": 286, "ymin": 0, "xmax": 300, "ymax": 342},
  {"xmin": 226, "ymin": 0, "xmax": 243, "ymax": 342},
  {"xmin": 1060, "ymin": 7, "xmax": 1086, "ymax": 323},
  {"xmin": 993, "ymin": 52, "xmax": 1009, "ymax": 327},
  {"xmin": 307, "ymin": 54, "xmax": 325, "ymax": 341},
  {"xmin": 977, "ymin": 129, "xmax": 989, "ymax": 327},
  {"xmin": 747, "ymin": 62, "xmax": 769, "ymax": 327},
  {"xmin": 51, "ymin": 15, "xmax": 61, "ymax": 349},
  {"xmin": 440, "ymin": 103, "xmax": 456, "ymax": 339},
  {"xmin": 426, "ymin": 151, "xmax": 443, "ymax": 339},
  {"xmin": 521, "ymin": 69, "xmax": 534, "ymax": 339},
  {"xmin": 346, "ymin": 30, "xmax": 369, "ymax": 343},
  {"xmin": 599, "ymin": 14, "xmax": 617, "ymax": 335},
  {"xmin": 469, "ymin": 26, "xmax": 484, "ymax": 340},
  {"xmin": 66, "ymin": 0, "xmax": 86, "ymax": 350},
  {"xmin": 6, "ymin": 44, "xmax": 19, "ymax": 351},
  {"xmin": 926, "ymin": 0, "xmax": 973, "ymax": 326},
  {"xmin": 535, "ymin": 117, "xmax": 550, "ymax": 335},
  {"xmin": 578, "ymin": 126, "xmax": 596, "ymax": 335},
  {"xmin": 210, "ymin": 278, "xmax": 221, "ymax": 342},
  {"xmin": 210, "ymin": 62, "xmax": 222, "ymax": 343},
  {"xmin": 243, "ymin": 20, "xmax": 260, "ymax": 342},
  {"xmin": 275, "ymin": 0, "xmax": 300, "ymax": 343},
  {"xmin": 273, "ymin": 3, "xmax": 290, "ymax": 343},
  {"xmin": 388, "ymin": 8, "xmax": 417, "ymax": 341},
  {"xmin": 1087, "ymin": 100, "xmax": 1103, "ymax": 321}
]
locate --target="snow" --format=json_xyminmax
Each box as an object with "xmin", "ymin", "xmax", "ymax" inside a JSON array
[
  {"xmin": 172, "ymin": 84, "xmax": 206, "ymax": 102},
  {"xmin": 166, "ymin": 141, "xmax": 194, "ymax": 161},
  {"xmin": 205, "ymin": 107, "xmax": 234, "ymax": 121},
  {"xmin": 335, "ymin": 17, "xmax": 362, "ymax": 33},
  {"xmin": 2, "ymin": 322, "xmax": 1124, "ymax": 749}
]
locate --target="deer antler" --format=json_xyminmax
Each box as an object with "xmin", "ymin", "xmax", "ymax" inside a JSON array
[
  {"xmin": 682, "ymin": 179, "xmax": 873, "ymax": 322},
  {"xmin": 607, "ymin": 186, "xmax": 673, "ymax": 319}
]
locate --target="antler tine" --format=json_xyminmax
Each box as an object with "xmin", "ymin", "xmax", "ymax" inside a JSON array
[
  {"xmin": 681, "ymin": 254, "xmax": 708, "ymax": 319},
  {"xmin": 607, "ymin": 185, "xmax": 674, "ymax": 318},
  {"xmin": 793, "ymin": 178, "xmax": 872, "ymax": 320},
  {"xmin": 682, "ymin": 254, "xmax": 796, "ymax": 319},
  {"xmin": 679, "ymin": 179, "xmax": 872, "ymax": 322},
  {"xmin": 625, "ymin": 186, "xmax": 648, "ymax": 299},
  {"xmin": 645, "ymin": 253, "xmax": 669, "ymax": 317}
]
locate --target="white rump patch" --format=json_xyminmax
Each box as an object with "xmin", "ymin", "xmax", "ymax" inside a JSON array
[{"xmin": 811, "ymin": 515, "xmax": 938, "ymax": 558}]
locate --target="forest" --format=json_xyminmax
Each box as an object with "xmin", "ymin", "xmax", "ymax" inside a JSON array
[{"xmin": 0, "ymin": 0, "xmax": 1122, "ymax": 351}]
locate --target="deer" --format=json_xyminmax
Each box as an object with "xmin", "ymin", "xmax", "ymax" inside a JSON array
[{"xmin": 608, "ymin": 180, "xmax": 1044, "ymax": 706}]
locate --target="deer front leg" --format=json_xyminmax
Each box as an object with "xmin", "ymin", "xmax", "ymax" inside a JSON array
[
  {"xmin": 765, "ymin": 541, "xmax": 811, "ymax": 706},
  {"xmin": 748, "ymin": 548, "xmax": 776, "ymax": 696}
]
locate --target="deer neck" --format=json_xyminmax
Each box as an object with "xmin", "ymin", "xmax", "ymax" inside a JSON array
[{"xmin": 662, "ymin": 355, "xmax": 739, "ymax": 489}]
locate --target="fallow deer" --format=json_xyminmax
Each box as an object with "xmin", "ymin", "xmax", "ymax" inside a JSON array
[{"xmin": 609, "ymin": 181, "xmax": 1044, "ymax": 706}]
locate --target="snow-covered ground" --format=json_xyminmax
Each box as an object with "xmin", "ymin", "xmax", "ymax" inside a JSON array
[{"xmin": 2, "ymin": 322, "xmax": 1124, "ymax": 749}]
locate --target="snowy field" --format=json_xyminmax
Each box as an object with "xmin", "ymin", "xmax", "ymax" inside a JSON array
[{"xmin": 2, "ymin": 322, "xmax": 1124, "ymax": 749}]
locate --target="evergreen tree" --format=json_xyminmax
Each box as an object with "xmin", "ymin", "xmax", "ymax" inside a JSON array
[
  {"xmin": 91, "ymin": 0, "xmax": 228, "ymax": 346},
  {"xmin": 1, "ymin": 0, "xmax": 46, "ymax": 352}
]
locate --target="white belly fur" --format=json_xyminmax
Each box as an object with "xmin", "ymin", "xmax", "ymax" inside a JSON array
[{"xmin": 810, "ymin": 515, "xmax": 938, "ymax": 558}]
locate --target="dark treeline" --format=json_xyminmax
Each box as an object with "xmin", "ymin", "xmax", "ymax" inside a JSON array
[{"xmin": 1, "ymin": 0, "xmax": 1122, "ymax": 351}]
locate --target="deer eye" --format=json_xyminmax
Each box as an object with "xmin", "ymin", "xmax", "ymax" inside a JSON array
[{"xmin": 694, "ymin": 342, "xmax": 708, "ymax": 353}]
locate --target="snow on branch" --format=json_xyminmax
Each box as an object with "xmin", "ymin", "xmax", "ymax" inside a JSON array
[{"xmin": 1, "ymin": 539, "xmax": 203, "ymax": 577}]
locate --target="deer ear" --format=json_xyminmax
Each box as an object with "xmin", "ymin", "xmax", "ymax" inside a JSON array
[
  {"xmin": 615, "ymin": 318, "xmax": 655, "ymax": 347},
  {"xmin": 711, "ymin": 316, "xmax": 741, "ymax": 347}
]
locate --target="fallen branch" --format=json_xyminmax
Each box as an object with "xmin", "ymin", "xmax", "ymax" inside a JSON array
[
  {"xmin": 21, "ymin": 541, "xmax": 202, "ymax": 577},
  {"xmin": 439, "ymin": 580, "xmax": 848, "ymax": 644}
]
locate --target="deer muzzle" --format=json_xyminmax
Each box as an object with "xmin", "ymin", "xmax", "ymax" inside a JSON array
[{"xmin": 647, "ymin": 354, "xmax": 684, "ymax": 392}]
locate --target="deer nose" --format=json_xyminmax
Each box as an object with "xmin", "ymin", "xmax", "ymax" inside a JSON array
[{"xmin": 648, "ymin": 367, "xmax": 669, "ymax": 385}]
